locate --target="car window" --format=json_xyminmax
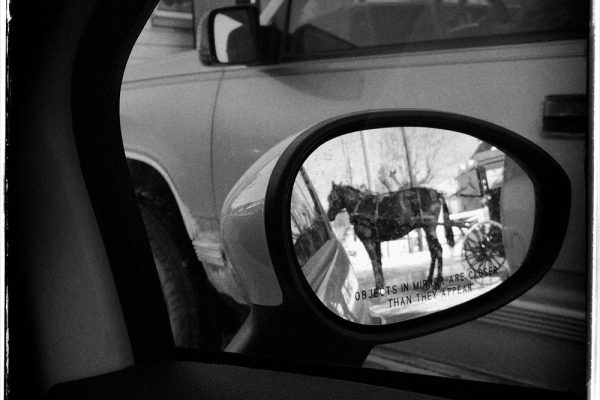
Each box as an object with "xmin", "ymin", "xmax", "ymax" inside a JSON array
[
  {"xmin": 127, "ymin": 0, "xmax": 195, "ymax": 65},
  {"xmin": 285, "ymin": 0, "xmax": 588, "ymax": 57}
]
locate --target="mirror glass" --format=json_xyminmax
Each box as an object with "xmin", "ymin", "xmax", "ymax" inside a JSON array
[
  {"xmin": 290, "ymin": 127, "xmax": 534, "ymax": 325},
  {"xmin": 212, "ymin": 8, "xmax": 258, "ymax": 64}
]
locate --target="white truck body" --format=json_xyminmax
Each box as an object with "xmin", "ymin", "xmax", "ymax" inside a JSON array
[{"xmin": 120, "ymin": 1, "xmax": 587, "ymax": 390}]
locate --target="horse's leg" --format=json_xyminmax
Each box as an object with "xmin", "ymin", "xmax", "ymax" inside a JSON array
[
  {"xmin": 434, "ymin": 237, "xmax": 443, "ymax": 282},
  {"xmin": 424, "ymin": 229, "xmax": 436, "ymax": 287},
  {"xmin": 363, "ymin": 239, "xmax": 385, "ymax": 290},
  {"xmin": 353, "ymin": 222, "xmax": 385, "ymax": 290},
  {"xmin": 374, "ymin": 242, "xmax": 385, "ymax": 291},
  {"xmin": 425, "ymin": 225, "xmax": 444, "ymax": 288}
]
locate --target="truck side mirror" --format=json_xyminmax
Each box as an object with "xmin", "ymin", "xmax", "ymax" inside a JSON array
[{"xmin": 199, "ymin": 5, "xmax": 260, "ymax": 66}]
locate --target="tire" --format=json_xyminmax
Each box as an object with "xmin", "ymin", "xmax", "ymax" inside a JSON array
[{"xmin": 138, "ymin": 200, "xmax": 245, "ymax": 350}]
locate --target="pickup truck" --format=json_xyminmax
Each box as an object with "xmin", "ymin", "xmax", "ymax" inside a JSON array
[{"xmin": 120, "ymin": 0, "xmax": 588, "ymax": 391}]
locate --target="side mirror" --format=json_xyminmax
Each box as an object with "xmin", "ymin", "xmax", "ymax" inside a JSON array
[
  {"xmin": 199, "ymin": 5, "xmax": 260, "ymax": 66},
  {"xmin": 220, "ymin": 110, "xmax": 570, "ymax": 363}
]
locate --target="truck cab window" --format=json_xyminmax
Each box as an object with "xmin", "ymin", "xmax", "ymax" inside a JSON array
[{"xmin": 285, "ymin": 0, "xmax": 588, "ymax": 57}]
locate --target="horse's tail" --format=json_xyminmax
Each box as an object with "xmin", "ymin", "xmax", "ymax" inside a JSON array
[{"xmin": 440, "ymin": 193, "xmax": 455, "ymax": 247}]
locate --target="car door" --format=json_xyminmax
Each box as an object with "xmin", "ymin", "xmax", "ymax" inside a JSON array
[{"xmin": 211, "ymin": 0, "xmax": 588, "ymax": 391}]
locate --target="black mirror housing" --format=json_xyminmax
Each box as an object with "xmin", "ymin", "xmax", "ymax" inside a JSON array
[
  {"xmin": 199, "ymin": 5, "xmax": 261, "ymax": 66},
  {"xmin": 220, "ymin": 110, "xmax": 571, "ymax": 362}
]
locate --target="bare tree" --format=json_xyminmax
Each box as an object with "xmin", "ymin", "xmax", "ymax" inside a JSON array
[
  {"xmin": 375, "ymin": 127, "xmax": 443, "ymax": 193},
  {"xmin": 375, "ymin": 127, "xmax": 445, "ymax": 252},
  {"xmin": 400, "ymin": 127, "xmax": 443, "ymax": 188}
]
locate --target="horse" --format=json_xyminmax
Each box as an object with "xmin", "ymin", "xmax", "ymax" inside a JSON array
[{"xmin": 326, "ymin": 183, "xmax": 455, "ymax": 290}]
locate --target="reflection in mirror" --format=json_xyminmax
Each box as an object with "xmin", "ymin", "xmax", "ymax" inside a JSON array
[
  {"xmin": 290, "ymin": 127, "xmax": 534, "ymax": 325},
  {"xmin": 213, "ymin": 9, "xmax": 258, "ymax": 64}
]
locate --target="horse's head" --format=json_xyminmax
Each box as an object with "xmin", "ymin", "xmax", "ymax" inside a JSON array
[
  {"xmin": 327, "ymin": 183, "xmax": 361, "ymax": 221},
  {"xmin": 326, "ymin": 182, "xmax": 345, "ymax": 221}
]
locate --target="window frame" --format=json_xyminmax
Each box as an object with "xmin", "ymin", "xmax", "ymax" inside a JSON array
[{"xmin": 151, "ymin": 0, "xmax": 194, "ymax": 29}]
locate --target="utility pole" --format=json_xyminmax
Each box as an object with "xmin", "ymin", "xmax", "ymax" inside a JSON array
[
  {"xmin": 401, "ymin": 127, "xmax": 414, "ymax": 186},
  {"xmin": 359, "ymin": 131, "xmax": 373, "ymax": 191},
  {"xmin": 401, "ymin": 127, "xmax": 423, "ymax": 252},
  {"xmin": 341, "ymin": 135, "xmax": 353, "ymax": 185}
]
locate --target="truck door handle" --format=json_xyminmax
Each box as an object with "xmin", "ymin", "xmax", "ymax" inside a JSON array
[{"xmin": 543, "ymin": 94, "xmax": 587, "ymax": 137}]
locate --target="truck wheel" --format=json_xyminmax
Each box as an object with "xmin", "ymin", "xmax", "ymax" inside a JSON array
[{"xmin": 139, "ymin": 202, "xmax": 226, "ymax": 350}]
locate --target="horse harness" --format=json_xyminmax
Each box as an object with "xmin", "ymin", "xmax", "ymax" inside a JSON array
[{"xmin": 349, "ymin": 188, "xmax": 430, "ymax": 227}]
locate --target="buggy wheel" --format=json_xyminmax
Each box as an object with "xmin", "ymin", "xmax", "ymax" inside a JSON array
[{"xmin": 461, "ymin": 220, "xmax": 509, "ymax": 287}]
